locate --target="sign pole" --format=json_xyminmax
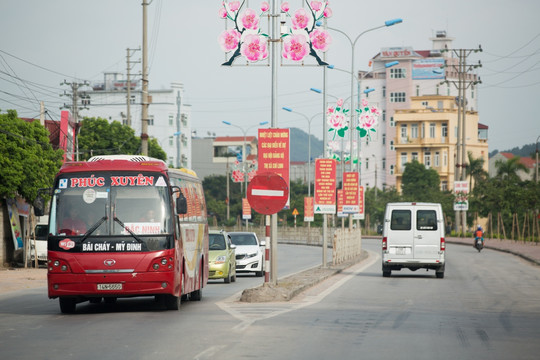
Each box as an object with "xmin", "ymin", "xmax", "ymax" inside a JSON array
[{"xmin": 265, "ymin": 215, "xmax": 270, "ymax": 283}]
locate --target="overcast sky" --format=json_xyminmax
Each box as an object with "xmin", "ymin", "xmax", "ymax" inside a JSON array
[{"xmin": 1, "ymin": 0, "xmax": 539, "ymax": 153}]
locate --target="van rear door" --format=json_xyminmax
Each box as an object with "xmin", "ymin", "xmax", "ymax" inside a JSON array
[
  {"xmin": 387, "ymin": 209, "xmax": 413, "ymax": 259},
  {"xmin": 413, "ymin": 208, "xmax": 441, "ymax": 259}
]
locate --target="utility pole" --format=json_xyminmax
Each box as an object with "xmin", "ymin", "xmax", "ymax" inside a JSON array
[
  {"xmin": 441, "ymin": 45, "xmax": 482, "ymax": 235},
  {"xmin": 141, "ymin": 0, "xmax": 149, "ymax": 156},
  {"xmin": 126, "ymin": 47, "xmax": 140, "ymax": 127},
  {"xmin": 60, "ymin": 80, "xmax": 89, "ymax": 161}
]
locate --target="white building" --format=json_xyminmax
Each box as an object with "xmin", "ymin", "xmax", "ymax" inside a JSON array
[
  {"xmin": 82, "ymin": 72, "xmax": 192, "ymax": 168},
  {"xmin": 358, "ymin": 31, "xmax": 480, "ymax": 190}
]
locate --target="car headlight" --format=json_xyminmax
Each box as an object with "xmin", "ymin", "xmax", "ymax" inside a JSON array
[
  {"xmin": 215, "ymin": 255, "xmax": 227, "ymax": 264},
  {"xmin": 247, "ymin": 252, "xmax": 258, "ymax": 259}
]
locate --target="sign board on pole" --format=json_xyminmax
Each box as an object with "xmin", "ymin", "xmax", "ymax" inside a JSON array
[
  {"xmin": 242, "ymin": 198, "xmax": 251, "ymax": 220},
  {"xmin": 304, "ymin": 197, "xmax": 314, "ymax": 222},
  {"xmin": 453, "ymin": 181, "xmax": 469, "ymax": 211},
  {"xmin": 258, "ymin": 128, "xmax": 290, "ymax": 207},
  {"xmin": 342, "ymin": 172, "xmax": 359, "ymax": 213},
  {"xmin": 314, "ymin": 158, "xmax": 336, "ymax": 214},
  {"xmin": 337, "ymin": 189, "xmax": 347, "ymax": 218},
  {"xmin": 247, "ymin": 172, "xmax": 289, "ymax": 215},
  {"xmin": 352, "ymin": 186, "xmax": 365, "ymax": 220}
]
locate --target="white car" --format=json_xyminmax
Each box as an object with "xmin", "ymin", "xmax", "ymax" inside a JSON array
[{"xmin": 228, "ymin": 232, "xmax": 265, "ymax": 277}]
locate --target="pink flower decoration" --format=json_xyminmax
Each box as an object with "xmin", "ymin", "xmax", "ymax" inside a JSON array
[
  {"xmin": 218, "ymin": 28, "xmax": 241, "ymax": 52},
  {"xmin": 310, "ymin": 29, "xmax": 331, "ymax": 52},
  {"xmin": 241, "ymin": 34, "xmax": 268, "ymax": 62},
  {"xmin": 291, "ymin": 8, "xmax": 310, "ymax": 29},
  {"xmin": 241, "ymin": 8, "xmax": 260, "ymax": 30},
  {"xmin": 281, "ymin": 2, "xmax": 290, "ymax": 12},
  {"xmin": 328, "ymin": 112, "xmax": 346, "ymax": 129},
  {"xmin": 361, "ymin": 98, "xmax": 369, "ymax": 107},
  {"xmin": 261, "ymin": 1, "xmax": 269, "ymax": 12},
  {"xmin": 218, "ymin": 7, "xmax": 227, "ymax": 19},
  {"xmin": 310, "ymin": 1, "xmax": 322, "ymax": 11},
  {"xmin": 323, "ymin": 7, "xmax": 333, "ymax": 18},
  {"xmin": 359, "ymin": 113, "xmax": 378, "ymax": 130},
  {"xmin": 229, "ymin": 1, "xmax": 240, "ymax": 12},
  {"xmin": 282, "ymin": 34, "xmax": 309, "ymax": 61},
  {"xmin": 336, "ymin": 98, "xmax": 344, "ymax": 107},
  {"xmin": 326, "ymin": 106, "xmax": 334, "ymax": 114}
]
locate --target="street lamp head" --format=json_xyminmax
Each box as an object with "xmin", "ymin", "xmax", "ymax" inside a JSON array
[
  {"xmin": 315, "ymin": 20, "xmax": 323, "ymax": 27},
  {"xmin": 385, "ymin": 61, "xmax": 399, "ymax": 68},
  {"xmin": 173, "ymin": 131, "xmax": 181, "ymax": 136},
  {"xmin": 310, "ymin": 87, "xmax": 322, "ymax": 94},
  {"xmin": 363, "ymin": 88, "xmax": 375, "ymax": 94},
  {"xmin": 259, "ymin": 121, "xmax": 269, "ymax": 126},
  {"xmin": 222, "ymin": 121, "xmax": 232, "ymax": 125},
  {"xmin": 385, "ymin": 18, "xmax": 403, "ymax": 26},
  {"xmin": 282, "ymin": 107, "xmax": 293, "ymax": 112},
  {"xmin": 327, "ymin": 64, "xmax": 335, "ymax": 69}
]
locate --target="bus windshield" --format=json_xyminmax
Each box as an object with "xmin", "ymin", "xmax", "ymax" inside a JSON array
[{"xmin": 49, "ymin": 171, "xmax": 173, "ymax": 242}]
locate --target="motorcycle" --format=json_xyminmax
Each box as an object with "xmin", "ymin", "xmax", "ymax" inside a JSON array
[{"xmin": 474, "ymin": 237, "xmax": 484, "ymax": 252}]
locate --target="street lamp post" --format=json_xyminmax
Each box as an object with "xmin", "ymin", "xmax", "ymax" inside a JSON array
[{"xmin": 222, "ymin": 120, "xmax": 269, "ymax": 229}]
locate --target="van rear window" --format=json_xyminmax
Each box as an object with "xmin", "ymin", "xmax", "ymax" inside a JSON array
[
  {"xmin": 390, "ymin": 210, "xmax": 411, "ymax": 230},
  {"xmin": 417, "ymin": 210, "xmax": 438, "ymax": 231}
]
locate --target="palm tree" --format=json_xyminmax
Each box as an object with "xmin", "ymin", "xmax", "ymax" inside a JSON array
[
  {"xmin": 494, "ymin": 156, "xmax": 529, "ymax": 181},
  {"xmin": 467, "ymin": 152, "xmax": 487, "ymax": 192}
]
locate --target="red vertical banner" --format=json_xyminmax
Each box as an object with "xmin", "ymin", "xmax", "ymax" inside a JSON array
[
  {"xmin": 337, "ymin": 189, "xmax": 346, "ymax": 218},
  {"xmin": 314, "ymin": 158, "xmax": 336, "ymax": 214},
  {"xmin": 353, "ymin": 185, "xmax": 365, "ymax": 220},
  {"xmin": 342, "ymin": 172, "xmax": 359, "ymax": 213},
  {"xmin": 304, "ymin": 197, "xmax": 314, "ymax": 222},
  {"xmin": 242, "ymin": 198, "xmax": 251, "ymax": 220},
  {"xmin": 258, "ymin": 128, "xmax": 290, "ymax": 207}
]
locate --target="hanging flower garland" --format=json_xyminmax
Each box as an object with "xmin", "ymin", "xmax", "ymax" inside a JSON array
[
  {"xmin": 327, "ymin": 98, "xmax": 348, "ymax": 140},
  {"xmin": 218, "ymin": 1, "xmax": 332, "ymax": 66},
  {"xmin": 356, "ymin": 98, "xmax": 381, "ymax": 140}
]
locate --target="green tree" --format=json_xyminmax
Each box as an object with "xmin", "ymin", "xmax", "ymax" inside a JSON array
[
  {"xmin": 401, "ymin": 160, "xmax": 441, "ymax": 202},
  {"xmin": 466, "ymin": 151, "xmax": 487, "ymax": 192},
  {"xmin": 0, "ymin": 110, "xmax": 64, "ymax": 203},
  {"xmin": 78, "ymin": 117, "xmax": 166, "ymax": 161},
  {"xmin": 495, "ymin": 156, "xmax": 528, "ymax": 181}
]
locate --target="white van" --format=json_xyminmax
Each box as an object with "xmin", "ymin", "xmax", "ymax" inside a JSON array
[
  {"xmin": 30, "ymin": 215, "xmax": 48, "ymax": 263},
  {"xmin": 382, "ymin": 202, "xmax": 445, "ymax": 278}
]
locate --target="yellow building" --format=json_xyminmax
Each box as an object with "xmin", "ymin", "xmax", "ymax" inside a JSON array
[{"xmin": 394, "ymin": 95, "xmax": 488, "ymax": 193}]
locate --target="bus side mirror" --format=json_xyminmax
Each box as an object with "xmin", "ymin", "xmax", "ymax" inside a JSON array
[
  {"xmin": 176, "ymin": 192, "xmax": 187, "ymax": 215},
  {"xmin": 34, "ymin": 196, "xmax": 45, "ymax": 217}
]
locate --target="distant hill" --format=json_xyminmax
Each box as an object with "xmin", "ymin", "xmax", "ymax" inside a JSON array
[
  {"xmin": 289, "ymin": 127, "xmax": 324, "ymax": 162},
  {"xmin": 489, "ymin": 143, "xmax": 537, "ymax": 159}
]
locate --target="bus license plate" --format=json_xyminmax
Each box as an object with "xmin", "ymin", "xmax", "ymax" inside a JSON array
[{"xmin": 97, "ymin": 283, "xmax": 123, "ymax": 291}]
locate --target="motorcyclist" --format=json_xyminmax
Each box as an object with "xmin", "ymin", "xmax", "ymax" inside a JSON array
[{"xmin": 474, "ymin": 225, "xmax": 484, "ymax": 248}]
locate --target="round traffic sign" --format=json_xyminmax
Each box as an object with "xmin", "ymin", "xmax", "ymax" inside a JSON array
[{"xmin": 247, "ymin": 172, "xmax": 289, "ymax": 215}]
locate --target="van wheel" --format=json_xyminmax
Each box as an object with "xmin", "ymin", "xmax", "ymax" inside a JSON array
[
  {"xmin": 59, "ymin": 297, "xmax": 76, "ymax": 314},
  {"xmin": 382, "ymin": 267, "xmax": 391, "ymax": 277},
  {"xmin": 436, "ymin": 271, "xmax": 445, "ymax": 279}
]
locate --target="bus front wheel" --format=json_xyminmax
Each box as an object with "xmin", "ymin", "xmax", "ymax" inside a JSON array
[{"xmin": 59, "ymin": 297, "xmax": 76, "ymax": 314}]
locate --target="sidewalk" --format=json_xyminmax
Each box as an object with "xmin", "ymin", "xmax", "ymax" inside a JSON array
[{"xmin": 447, "ymin": 236, "xmax": 540, "ymax": 266}]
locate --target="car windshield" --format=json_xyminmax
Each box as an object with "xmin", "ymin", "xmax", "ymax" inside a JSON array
[
  {"xmin": 209, "ymin": 233, "xmax": 226, "ymax": 250},
  {"xmin": 230, "ymin": 233, "xmax": 257, "ymax": 246}
]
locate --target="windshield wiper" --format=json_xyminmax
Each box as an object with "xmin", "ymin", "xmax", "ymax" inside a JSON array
[
  {"xmin": 80, "ymin": 215, "xmax": 108, "ymax": 243},
  {"xmin": 113, "ymin": 217, "xmax": 144, "ymax": 244}
]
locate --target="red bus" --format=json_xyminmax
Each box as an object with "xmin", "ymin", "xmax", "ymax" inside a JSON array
[{"xmin": 36, "ymin": 155, "xmax": 209, "ymax": 313}]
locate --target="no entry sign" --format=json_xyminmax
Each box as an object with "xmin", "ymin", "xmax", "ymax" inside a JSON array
[{"xmin": 247, "ymin": 172, "xmax": 289, "ymax": 215}]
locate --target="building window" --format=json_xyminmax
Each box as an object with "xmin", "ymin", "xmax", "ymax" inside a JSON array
[
  {"xmin": 130, "ymin": 95, "xmax": 136, "ymax": 104},
  {"xmin": 390, "ymin": 164, "xmax": 394, "ymax": 175},
  {"xmin": 400, "ymin": 124, "xmax": 407, "ymax": 142},
  {"xmin": 390, "ymin": 92, "xmax": 406, "ymax": 103},
  {"xmin": 412, "ymin": 152, "xmax": 418, "ymax": 161},
  {"xmin": 441, "ymin": 181, "xmax": 448, "ymax": 191},
  {"xmin": 436, "ymin": 84, "xmax": 440, "ymax": 95},
  {"xmin": 382, "ymin": 86, "xmax": 386, "ymax": 97},
  {"xmin": 421, "ymin": 123, "xmax": 425, "ymax": 138},
  {"xmin": 424, "ymin": 152, "xmax": 431, "ymax": 168},
  {"xmin": 390, "ymin": 68, "xmax": 406, "ymax": 79},
  {"xmin": 365, "ymin": 157, "xmax": 369, "ymax": 170},
  {"xmin": 390, "ymin": 117, "xmax": 395, "ymax": 127},
  {"xmin": 442, "ymin": 123, "xmax": 448, "ymax": 138},
  {"xmin": 168, "ymin": 136, "xmax": 174, "ymax": 146},
  {"xmin": 401, "ymin": 152, "xmax": 407, "ymax": 171},
  {"xmin": 416, "ymin": 85, "xmax": 420, "ymax": 96},
  {"xmin": 169, "ymin": 115, "xmax": 174, "ymax": 126},
  {"xmin": 390, "ymin": 140, "xmax": 394, "ymax": 151},
  {"xmin": 447, "ymin": 85, "xmax": 450, "ymax": 96},
  {"xmin": 382, "ymin": 133, "xmax": 386, "ymax": 145},
  {"xmin": 411, "ymin": 124, "xmax": 418, "ymax": 139},
  {"xmin": 434, "ymin": 152, "xmax": 440, "ymax": 167},
  {"xmin": 382, "ymin": 110, "xmax": 386, "ymax": 121},
  {"xmin": 443, "ymin": 151, "xmax": 448, "ymax": 166},
  {"xmin": 148, "ymin": 115, "xmax": 154, "ymax": 126},
  {"xmin": 429, "ymin": 123, "xmax": 436, "ymax": 138},
  {"xmin": 382, "ymin": 158, "xmax": 386, "ymax": 170}
]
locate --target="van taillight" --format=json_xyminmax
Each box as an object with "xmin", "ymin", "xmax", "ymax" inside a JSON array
[
  {"xmin": 382, "ymin": 237, "xmax": 387, "ymax": 251},
  {"xmin": 440, "ymin": 237, "xmax": 446, "ymax": 251}
]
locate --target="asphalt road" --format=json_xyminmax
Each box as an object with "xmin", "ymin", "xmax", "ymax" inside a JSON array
[{"xmin": 1, "ymin": 240, "xmax": 539, "ymax": 360}]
